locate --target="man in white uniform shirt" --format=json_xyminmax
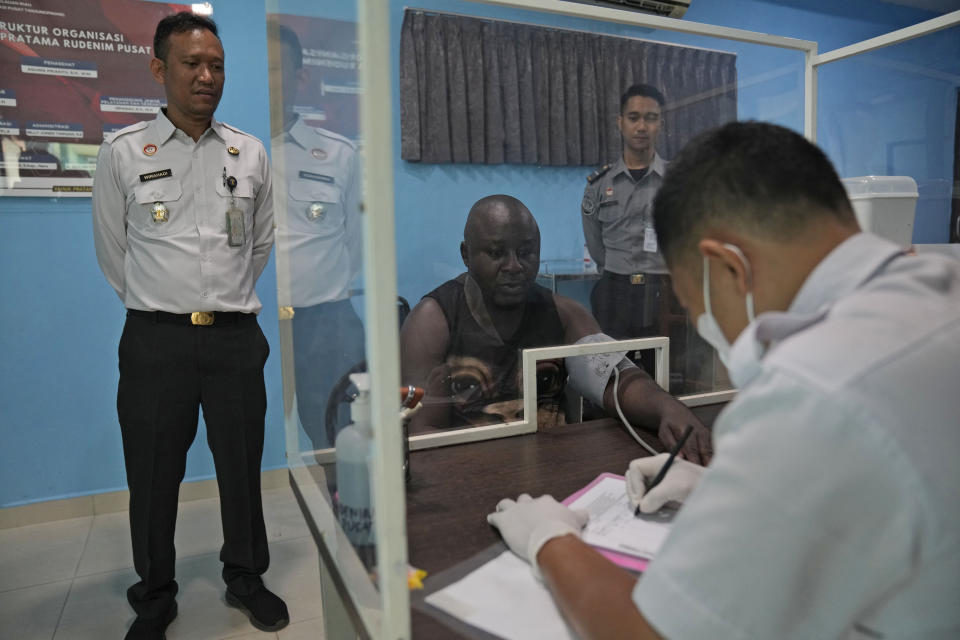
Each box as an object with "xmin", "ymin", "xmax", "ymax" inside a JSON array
[
  {"xmin": 92, "ymin": 12, "xmax": 287, "ymax": 639},
  {"xmin": 270, "ymin": 24, "xmax": 363, "ymax": 450},
  {"xmin": 488, "ymin": 121, "xmax": 960, "ymax": 639}
]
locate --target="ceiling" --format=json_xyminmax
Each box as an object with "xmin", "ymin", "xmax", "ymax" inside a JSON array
[{"xmin": 878, "ymin": 0, "xmax": 960, "ymax": 12}]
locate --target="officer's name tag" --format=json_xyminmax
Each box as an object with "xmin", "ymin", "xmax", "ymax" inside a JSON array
[
  {"xmin": 226, "ymin": 206, "xmax": 245, "ymax": 247},
  {"xmin": 298, "ymin": 171, "xmax": 334, "ymax": 183},
  {"xmin": 643, "ymin": 225, "xmax": 659, "ymax": 253},
  {"xmin": 139, "ymin": 169, "xmax": 172, "ymax": 182}
]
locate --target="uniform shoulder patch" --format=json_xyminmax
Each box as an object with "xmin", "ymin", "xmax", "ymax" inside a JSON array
[
  {"xmin": 314, "ymin": 127, "xmax": 356, "ymax": 150},
  {"xmin": 218, "ymin": 121, "xmax": 264, "ymax": 145},
  {"xmin": 106, "ymin": 120, "xmax": 149, "ymax": 143},
  {"xmin": 586, "ymin": 164, "xmax": 611, "ymax": 184}
]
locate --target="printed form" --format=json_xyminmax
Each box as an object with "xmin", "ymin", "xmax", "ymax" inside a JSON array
[{"xmin": 567, "ymin": 474, "xmax": 674, "ymax": 560}]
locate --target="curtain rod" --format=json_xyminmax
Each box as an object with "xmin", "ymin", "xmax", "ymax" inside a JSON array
[{"xmin": 403, "ymin": 5, "xmax": 737, "ymax": 57}]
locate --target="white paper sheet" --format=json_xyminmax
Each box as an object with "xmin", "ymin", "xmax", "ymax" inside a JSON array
[
  {"xmin": 425, "ymin": 475, "xmax": 673, "ymax": 639},
  {"xmin": 425, "ymin": 551, "xmax": 578, "ymax": 640},
  {"xmin": 567, "ymin": 475, "xmax": 673, "ymax": 560}
]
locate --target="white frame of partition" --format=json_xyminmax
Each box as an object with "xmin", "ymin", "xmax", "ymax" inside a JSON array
[{"xmin": 344, "ymin": 3, "xmax": 960, "ymax": 638}]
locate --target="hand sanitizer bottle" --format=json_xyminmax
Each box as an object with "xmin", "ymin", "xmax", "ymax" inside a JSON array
[{"xmin": 335, "ymin": 373, "xmax": 375, "ymax": 569}]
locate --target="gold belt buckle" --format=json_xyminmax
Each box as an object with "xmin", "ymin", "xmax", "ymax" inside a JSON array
[
  {"xmin": 629, "ymin": 274, "xmax": 645, "ymax": 285},
  {"xmin": 191, "ymin": 311, "xmax": 214, "ymax": 326}
]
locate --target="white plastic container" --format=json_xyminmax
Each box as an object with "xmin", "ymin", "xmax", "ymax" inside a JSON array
[
  {"xmin": 842, "ymin": 176, "xmax": 918, "ymax": 247},
  {"xmin": 335, "ymin": 372, "xmax": 375, "ymax": 568}
]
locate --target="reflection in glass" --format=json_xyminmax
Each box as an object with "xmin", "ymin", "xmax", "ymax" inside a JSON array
[{"xmin": 270, "ymin": 18, "xmax": 365, "ymax": 452}]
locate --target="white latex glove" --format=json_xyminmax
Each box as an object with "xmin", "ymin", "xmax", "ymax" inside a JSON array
[
  {"xmin": 626, "ymin": 453, "xmax": 705, "ymax": 514},
  {"xmin": 487, "ymin": 494, "xmax": 589, "ymax": 576}
]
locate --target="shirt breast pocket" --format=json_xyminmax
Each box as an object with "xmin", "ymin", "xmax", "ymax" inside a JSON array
[
  {"xmin": 287, "ymin": 181, "xmax": 345, "ymax": 237},
  {"xmin": 131, "ymin": 180, "xmax": 185, "ymax": 237},
  {"xmin": 597, "ymin": 199, "xmax": 622, "ymax": 222}
]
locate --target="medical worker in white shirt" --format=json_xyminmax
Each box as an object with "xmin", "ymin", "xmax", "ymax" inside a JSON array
[{"xmin": 487, "ymin": 121, "xmax": 960, "ymax": 640}]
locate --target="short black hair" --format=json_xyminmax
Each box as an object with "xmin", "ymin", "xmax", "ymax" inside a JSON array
[
  {"xmin": 153, "ymin": 11, "xmax": 220, "ymax": 62},
  {"xmin": 277, "ymin": 24, "xmax": 303, "ymax": 70},
  {"xmin": 620, "ymin": 84, "xmax": 665, "ymax": 113},
  {"xmin": 653, "ymin": 121, "xmax": 856, "ymax": 267}
]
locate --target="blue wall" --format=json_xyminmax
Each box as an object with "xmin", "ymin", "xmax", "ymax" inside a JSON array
[
  {"xmin": 1, "ymin": 0, "xmax": 951, "ymax": 507},
  {"xmin": 389, "ymin": 0, "xmax": 954, "ymax": 306}
]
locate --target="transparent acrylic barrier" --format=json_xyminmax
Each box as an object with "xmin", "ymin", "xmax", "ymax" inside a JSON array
[
  {"xmin": 267, "ymin": 1, "xmax": 834, "ymax": 637},
  {"xmin": 816, "ymin": 25, "xmax": 959, "ymax": 245},
  {"xmin": 395, "ymin": 2, "xmax": 810, "ymax": 440},
  {"xmin": 267, "ymin": 1, "xmax": 390, "ymax": 636}
]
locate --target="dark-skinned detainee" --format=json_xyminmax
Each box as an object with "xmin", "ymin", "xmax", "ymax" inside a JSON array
[{"xmin": 399, "ymin": 194, "xmax": 711, "ymax": 464}]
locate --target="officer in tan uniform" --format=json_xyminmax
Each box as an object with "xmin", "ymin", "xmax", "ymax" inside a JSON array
[
  {"xmin": 582, "ymin": 84, "xmax": 706, "ymax": 386},
  {"xmin": 92, "ymin": 12, "xmax": 287, "ymax": 639}
]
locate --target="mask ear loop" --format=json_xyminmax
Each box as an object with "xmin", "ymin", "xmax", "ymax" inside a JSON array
[
  {"xmin": 702, "ymin": 253, "xmax": 713, "ymax": 318},
  {"xmin": 721, "ymin": 243, "xmax": 756, "ymax": 323}
]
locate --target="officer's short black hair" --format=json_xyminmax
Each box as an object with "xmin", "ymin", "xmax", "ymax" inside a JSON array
[
  {"xmin": 277, "ymin": 25, "xmax": 303, "ymax": 70},
  {"xmin": 620, "ymin": 84, "xmax": 665, "ymax": 113},
  {"xmin": 153, "ymin": 11, "xmax": 220, "ymax": 62},
  {"xmin": 653, "ymin": 121, "xmax": 856, "ymax": 268}
]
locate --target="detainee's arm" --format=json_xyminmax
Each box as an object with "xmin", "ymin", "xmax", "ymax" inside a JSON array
[
  {"xmin": 556, "ymin": 295, "xmax": 712, "ymax": 464},
  {"xmin": 399, "ymin": 297, "xmax": 452, "ymax": 431},
  {"xmin": 91, "ymin": 141, "xmax": 128, "ymax": 301},
  {"xmin": 250, "ymin": 144, "xmax": 275, "ymax": 281},
  {"xmin": 581, "ymin": 183, "xmax": 605, "ymax": 271}
]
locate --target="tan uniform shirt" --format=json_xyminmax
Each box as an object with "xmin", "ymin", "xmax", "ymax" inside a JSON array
[{"xmin": 581, "ymin": 153, "xmax": 668, "ymax": 275}]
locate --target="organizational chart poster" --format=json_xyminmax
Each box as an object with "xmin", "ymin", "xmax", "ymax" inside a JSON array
[{"xmin": 0, "ymin": 0, "xmax": 187, "ymax": 197}]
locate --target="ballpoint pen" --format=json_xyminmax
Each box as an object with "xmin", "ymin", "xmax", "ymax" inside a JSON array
[{"xmin": 635, "ymin": 424, "xmax": 695, "ymax": 517}]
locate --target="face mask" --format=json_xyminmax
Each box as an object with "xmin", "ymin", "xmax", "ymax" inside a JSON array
[{"xmin": 696, "ymin": 243, "xmax": 755, "ymax": 365}]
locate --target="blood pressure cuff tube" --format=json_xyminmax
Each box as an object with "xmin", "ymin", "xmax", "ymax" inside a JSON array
[{"xmin": 565, "ymin": 333, "xmax": 638, "ymax": 407}]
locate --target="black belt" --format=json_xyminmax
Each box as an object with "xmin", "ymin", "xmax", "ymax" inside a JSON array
[
  {"xmin": 127, "ymin": 309, "xmax": 253, "ymax": 326},
  {"xmin": 602, "ymin": 271, "xmax": 670, "ymax": 285}
]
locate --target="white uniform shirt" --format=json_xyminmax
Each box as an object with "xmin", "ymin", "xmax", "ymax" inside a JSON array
[
  {"xmin": 273, "ymin": 117, "xmax": 360, "ymax": 308},
  {"xmin": 635, "ymin": 232, "xmax": 960, "ymax": 639},
  {"xmin": 92, "ymin": 109, "xmax": 274, "ymax": 314}
]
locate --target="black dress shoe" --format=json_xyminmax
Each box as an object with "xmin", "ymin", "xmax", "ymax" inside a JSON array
[
  {"xmin": 124, "ymin": 601, "xmax": 178, "ymax": 640},
  {"xmin": 225, "ymin": 585, "xmax": 289, "ymax": 632}
]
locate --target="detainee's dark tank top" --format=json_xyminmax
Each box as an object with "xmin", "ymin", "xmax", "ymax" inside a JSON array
[{"xmin": 424, "ymin": 273, "xmax": 567, "ymax": 428}]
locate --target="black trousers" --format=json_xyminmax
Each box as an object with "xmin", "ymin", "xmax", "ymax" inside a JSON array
[
  {"xmin": 590, "ymin": 271, "xmax": 671, "ymax": 375},
  {"xmin": 117, "ymin": 311, "xmax": 270, "ymax": 618},
  {"xmin": 291, "ymin": 299, "xmax": 365, "ymax": 450}
]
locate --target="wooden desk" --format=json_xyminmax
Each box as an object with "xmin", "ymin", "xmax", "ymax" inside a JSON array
[{"xmin": 407, "ymin": 404, "xmax": 725, "ymax": 638}]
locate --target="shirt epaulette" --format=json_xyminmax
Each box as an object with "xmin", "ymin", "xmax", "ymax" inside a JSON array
[
  {"xmin": 218, "ymin": 121, "xmax": 261, "ymax": 143},
  {"xmin": 313, "ymin": 127, "xmax": 356, "ymax": 150},
  {"xmin": 106, "ymin": 120, "xmax": 149, "ymax": 143},
  {"xmin": 586, "ymin": 164, "xmax": 611, "ymax": 184}
]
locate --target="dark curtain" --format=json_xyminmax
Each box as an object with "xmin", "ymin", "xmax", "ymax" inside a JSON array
[{"xmin": 400, "ymin": 10, "xmax": 738, "ymax": 166}]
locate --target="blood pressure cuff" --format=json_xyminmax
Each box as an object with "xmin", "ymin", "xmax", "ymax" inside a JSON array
[{"xmin": 565, "ymin": 333, "xmax": 638, "ymax": 407}]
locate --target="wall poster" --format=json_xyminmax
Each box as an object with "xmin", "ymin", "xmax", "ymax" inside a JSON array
[{"xmin": 0, "ymin": 0, "xmax": 187, "ymax": 197}]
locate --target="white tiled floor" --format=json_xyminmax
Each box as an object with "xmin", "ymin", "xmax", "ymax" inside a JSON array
[{"xmin": 0, "ymin": 487, "xmax": 325, "ymax": 640}]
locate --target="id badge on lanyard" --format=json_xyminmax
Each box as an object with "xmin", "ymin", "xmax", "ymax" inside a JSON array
[{"xmin": 223, "ymin": 168, "xmax": 244, "ymax": 247}]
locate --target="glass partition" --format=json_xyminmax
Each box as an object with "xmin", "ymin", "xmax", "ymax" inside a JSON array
[
  {"xmin": 817, "ymin": 24, "xmax": 959, "ymax": 245},
  {"xmin": 394, "ymin": 1, "xmax": 810, "ymax": 440},
  {"xmin": 270, "ymin": 2, "xmax": 955, "ymax": 637},
  {"xmin": 266, "ymin": 1, "xmax": 392, "ymax": 636}
]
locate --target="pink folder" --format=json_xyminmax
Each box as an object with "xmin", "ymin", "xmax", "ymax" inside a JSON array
[{"xmin": 562, "ymin": 472, "xmax": 650, "ymax": 573}]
